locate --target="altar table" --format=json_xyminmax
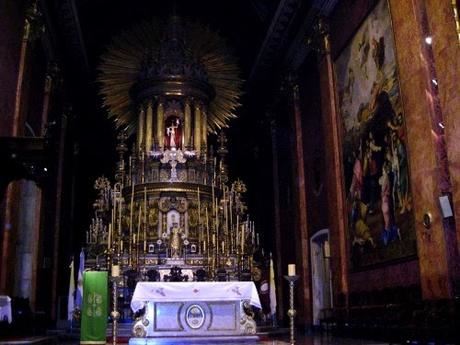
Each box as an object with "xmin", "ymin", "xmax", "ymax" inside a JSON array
[{"xmin": 129, "ymin": 282, "xmax": 261, "ymax": 344}]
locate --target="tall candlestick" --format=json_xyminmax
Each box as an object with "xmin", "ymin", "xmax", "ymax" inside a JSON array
[
  {"xmin": 206, "ymin": 207, "xmax": 210, "ymax": 254},
  {"xmin": 129, "ymin": 183, "xmax": 134, "ymax": 259},
  {"xmin": 108, "ymin": 223, "xmax": 112, "ymax": 248},
  {"xmin": 112, "ymin": 193, "xmax": 116, "ymax": 236},
  {"xmin": 144, "ymin": 187, "xmax": 147, "ymax": 252},
  {"xmin": 241, "ymin": 223, "xmax": 245, "ymax": 253},
  {"xmin": 215, "ymin": 198, "xmax": 219, "ymax": 247},
  {"xmin": 137, "ymin": 206, "xmax": 141, "ymax": 244},
  {"xmin": 197, "ymin": 187, "xmax": 201, "ymax": 242},
  {"xmin": 197, "ymin": 187, "xmax": 201, "ymax": 221},
  {"xmin": 211, "ymin": 183, "xmax": 215, "ymax": 211},
  {"xmin": 118, "ymin": 191, "xmax": 122, "ymax": 237},
  {"xmin": 128, "ymin": 156, "xmax": 132, "ymax": 184},
  {"xmin": 111, "ymin": 212, "xmax": 115, "ymax": 249},
  {"xmin": 213, "ymin": 157, "xmax": 217, "ymax": 183}
]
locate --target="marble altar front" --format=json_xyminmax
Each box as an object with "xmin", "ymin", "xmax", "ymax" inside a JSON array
[{"xmin": 129, "ymin": 282, "xmax": 261, "ymax": 344}]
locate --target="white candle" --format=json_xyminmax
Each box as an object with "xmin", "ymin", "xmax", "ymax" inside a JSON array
[
  {"xmin": 241, "ymin": 224, "xmax": 245, "ymax": 253},
  {"xmin": 288, "ymin": 264, "xmax": 296, "ymax": 276},
  {"xmin": 111, "ymin": 264, "xmax": 120, "ymax": 277}
]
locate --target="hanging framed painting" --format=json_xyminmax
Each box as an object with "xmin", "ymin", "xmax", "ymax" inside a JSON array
[{"xmin": 335, "ymin": 0, "xmax": 417, "ymax": 270}]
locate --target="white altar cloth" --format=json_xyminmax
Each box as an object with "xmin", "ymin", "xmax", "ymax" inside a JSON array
[
  {"xmin": 0, "ymin": 295, "xmax": 12, "ymax": 324},
  {"xmin": 131, "ymin": 282, "xmax": 261, "ymax": 313}
]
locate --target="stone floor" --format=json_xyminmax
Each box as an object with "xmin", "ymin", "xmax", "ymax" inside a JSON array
[
  {"xmin": 2, "ymin": 332, "xmax": 454, "ymax": 345},
  {"xmin": 1, "ymin": 334, "xmax": 394, "ymax": 345}
]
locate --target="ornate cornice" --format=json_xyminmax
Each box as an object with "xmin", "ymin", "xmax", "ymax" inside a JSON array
[
  {"xmin": 250, "ymin": 0, "xmax": 338, "ymax": 83},
  {"xmin": 284, "ymin": 1, "xmax": 336, "ymax": 69},
  {"xmin": 24, "ymin": 1, "xmax": 45, "ymax": 42},
  {"xmin": 249, "ymin": 0, "xmax": 302, "ymax": 82}
]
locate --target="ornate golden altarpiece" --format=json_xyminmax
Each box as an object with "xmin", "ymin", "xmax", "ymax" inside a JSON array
[{"xmin": 84, "ymin": 17, "xmax": 261, "ymax": 326}]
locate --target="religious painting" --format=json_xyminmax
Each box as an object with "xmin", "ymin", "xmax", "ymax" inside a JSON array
[{"xmin": 335, "ymin": 0, "xmax": 416, "ymax": 270}]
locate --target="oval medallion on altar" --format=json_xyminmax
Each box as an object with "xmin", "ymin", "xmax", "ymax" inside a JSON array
[{"xmin": 185, "ymin": 304, "xmax": 205, "ymax": 329}]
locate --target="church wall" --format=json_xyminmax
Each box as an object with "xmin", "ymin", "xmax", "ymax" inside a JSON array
[
  {"xmin": 388, "ymin": 0, "xmax": 458, "ymax": 298},
  {"xmin": 323, "ymin": 0, "xmax": 460, "ymax": 298}
]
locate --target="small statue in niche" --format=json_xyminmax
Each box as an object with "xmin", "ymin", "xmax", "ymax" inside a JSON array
[
  {"xmin": 169, "ymin": 221, "xmax": 184, "ymax": 258},
  {"xmin": 165, "ymin": 116, "xmax": 182, "ymax": 149}
]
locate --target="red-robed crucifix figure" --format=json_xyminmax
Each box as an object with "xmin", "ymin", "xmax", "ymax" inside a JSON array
[{"xmin": 165, "ymin": 116, "xmax": 182, "ymax": 149}]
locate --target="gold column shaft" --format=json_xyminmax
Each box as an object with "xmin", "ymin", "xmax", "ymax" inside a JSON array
[
  {"xmin": 194, "ymin": 103, "xmax": 202, "ymax": 153},
  {"xmin": 201, "ymin": 106, "xmax": 207, "ymax": 151},
  {"xmin": 184, "ymin": 99, "xmax": 192, "ymax": 148},
  {"xmin": 137, "ymin": 108, "xmax": 145, "ymax": 152},
  {"xmin": 145, "ymin": 101, "xmax": 153, "ymax": 152},
  {"xmin": 156, "ymin": 101, "xmax": 164, "ymax": 150}
]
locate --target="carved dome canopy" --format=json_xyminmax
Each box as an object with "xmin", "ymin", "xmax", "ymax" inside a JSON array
[{"xmin": 98, "ymin": 17, "xmax": 243, "ymax": 134}]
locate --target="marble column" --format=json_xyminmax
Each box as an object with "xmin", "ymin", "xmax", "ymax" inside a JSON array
[
  {"xmin": 145, "ymin": 101, "xmax": 153, "ymax": 153},
  {"xmin": 286, "ymin": 74, "xmax": 311, "ymax": 326},
  {"xmin": 40, "ymin": 63, "xmax": 59, "ymax": 136},
  {"xmin": 14, "ymin": 180, "xmax": 42, "ymax": 311},
  {"xmin": 137, "ymin": 107, "xmax": 145, "ymax": 152},
  {"xmin": 315, "ymin": 19, "xmax": 350, "ymax": 303},
  {"xmin": 194, "ymin": 102, "xmax": 202, "ymax": 154},
  {"xmin": 424, "ymin": 0, "xmax": 460, "ymax": 260},
  {"xmin": 156, "ymin": 100, "xmax": 164, "ymax": 150},
  {"xmin": 51, "ymin": 112, "xmax": 68, "ymax": 320},
  {"xmin": 201, "ymin": 105, "xmax": 208, "ymax": 152},
  {"xmin": 184, "ymin": 98, "xmax": 192, "ymax": 148},
  {"xmin": 389, "ymin": 0, "xmax": 455, "ymax": 298}
]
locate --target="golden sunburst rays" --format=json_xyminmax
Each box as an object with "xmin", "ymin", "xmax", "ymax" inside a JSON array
[{"xmin": 97, "ymin": 19, "xmax": 243, "ymax": 135}]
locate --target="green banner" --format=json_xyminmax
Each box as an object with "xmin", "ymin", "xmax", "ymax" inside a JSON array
[{"xmin": 80, "ymin": 271, "xmax": 108, "ymax": 344}]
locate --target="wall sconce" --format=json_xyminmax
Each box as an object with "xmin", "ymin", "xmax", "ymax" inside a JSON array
[{"xmin": 423, "ymin": 212, "xmax": 432, "ymax": 229}]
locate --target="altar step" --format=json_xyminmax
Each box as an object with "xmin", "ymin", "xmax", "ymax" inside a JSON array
[
  {"xmin": 0, "ymin": 336, "xmax": 58, "ymax": 345},
  {"xmin": 257, "ymin": 326, "xmax": 289, "ymax": 339},
  {"xmin": 128, "ymin": 335, "xmax": 260, "ymax": 344},
  {"xmin": 107, "ymin": 322, "xmax": 288, "ymax": 341}
]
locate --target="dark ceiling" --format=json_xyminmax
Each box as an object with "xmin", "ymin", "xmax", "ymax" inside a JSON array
[{"xmin": 76, "ymin": 0, "xmax": 280, "ymax": 78}]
